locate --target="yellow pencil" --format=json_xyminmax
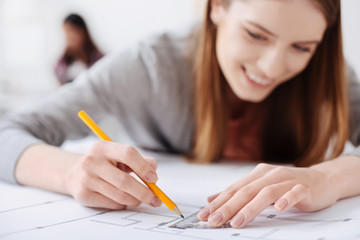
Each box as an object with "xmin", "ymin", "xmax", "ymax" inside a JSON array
[{"xmin": 77, "ymin": 110, "xmax": 184, "ymax": 218}]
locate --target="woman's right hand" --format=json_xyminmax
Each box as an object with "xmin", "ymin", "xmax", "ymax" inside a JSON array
[{"xmin": 65, "ymin": 141, "xmax": 162, "ymax": 209}]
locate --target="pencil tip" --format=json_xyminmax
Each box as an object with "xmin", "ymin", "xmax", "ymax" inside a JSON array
[{"xmin": 173, "ymin": 206, "xmax": 184, "ymax": 218}]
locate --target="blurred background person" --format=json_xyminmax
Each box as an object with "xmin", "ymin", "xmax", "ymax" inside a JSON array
[{"xmin": 54, "ymin": 13, "xmax": 104, "ymax": 85}]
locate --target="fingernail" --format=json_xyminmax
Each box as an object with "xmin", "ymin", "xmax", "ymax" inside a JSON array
[
  {"xmin": 151, "ymin": 197, "xmax": 162, "ymax": 207},
  {"xmin": 231, "ymin": 213, "xmax": 245, "ymax": 228},
  {"xmin": 275, "ymin": 198, "xmax": 288, "ymax": 211},
  {"xmin": 208, "ymin": 212, "xmax": 223, "ymax": 226},
  {"xmin": 197, "ymin": 208, "xmax": 210, "ymax": 220},
  {"xmin": 146, "ymin": 171, "xmax": 157, "ymax": 183}
]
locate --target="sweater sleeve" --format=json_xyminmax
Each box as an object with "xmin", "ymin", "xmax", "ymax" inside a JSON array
[
  {"xmin": 0, "ymin": 44, "xmax": 153, "ymax": 184},
  {"xmin": 347, "ymin": 65, "xmax": 360, "ymax": 156}
]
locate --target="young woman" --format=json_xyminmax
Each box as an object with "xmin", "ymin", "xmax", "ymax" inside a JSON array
[
  {"xmin": 54, "ymin": 13, "xmax": 104, "ymax": 85},
  {"xmin": 0, "ymin": 0, "xmax": 359, "ymax": 229}
]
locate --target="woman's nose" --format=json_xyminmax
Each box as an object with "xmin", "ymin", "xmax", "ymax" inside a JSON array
[{"xmin": 257, "ymin": 47, "xmax": 288, "ymax": 80}]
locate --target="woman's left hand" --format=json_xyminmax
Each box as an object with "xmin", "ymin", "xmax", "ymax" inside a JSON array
[{"xmin": 197, "ymin": 163, "xmax": 340, "ymax": 228}]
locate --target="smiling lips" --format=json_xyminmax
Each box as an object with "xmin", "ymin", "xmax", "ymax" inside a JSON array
[{"xmin": 243, "ymin": 67, "xmax": 274, "ymax": 87}]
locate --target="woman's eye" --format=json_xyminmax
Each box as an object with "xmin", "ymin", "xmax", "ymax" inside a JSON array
[
  {"xmin": 293, "ymin": 44, "xmax": 311, "ymax": 52},
  {"xmin": 246, "ymin": 29, "xmax": 266, "ymax": 40}
]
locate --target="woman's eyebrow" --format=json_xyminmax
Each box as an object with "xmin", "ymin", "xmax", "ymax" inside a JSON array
[
  {"xmin": 245, "ymin": 20, "xmax": 322, "ymax": 44},
  {"xmin": 245, "ymin": 20, "xmax": 277, "ymax": 37},
  {"xmin": 295, "ymin": 40, "xmax": 321, "ymax": 45}
]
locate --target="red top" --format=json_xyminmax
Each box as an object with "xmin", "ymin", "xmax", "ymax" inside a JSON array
[
  {"xmin": 222, "ymin": 84, "xmax": 264, "ymax": 161},
  {"xmin": 222, "ymin": 116, "xmax": 263, "ymax": 161}
]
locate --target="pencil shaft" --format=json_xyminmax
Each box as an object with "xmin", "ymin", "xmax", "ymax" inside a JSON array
[
  {"xmin": 145, "ymin": 182, "xmax": 176, "ymax": 210},
  {"xmin": 78, "ymin": 111, "xmax": 111, "ymax": 141}
]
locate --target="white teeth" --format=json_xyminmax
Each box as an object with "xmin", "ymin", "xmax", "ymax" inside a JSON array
[{"xmin": 246, "ymin": 70, "xmax": 272, "ymax": 85}]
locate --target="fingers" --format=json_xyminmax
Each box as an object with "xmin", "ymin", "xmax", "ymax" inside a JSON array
[
  {"xmin": 201, "ymin": 165, "xmax": 310, "ymax": 228},
  {"xmin": 198, "ymin": 163, "xmax": 276, "ymax": 221},
  {"xmin": 207, "ymin": 188, "xmax": 256, "ymax": 227},
  {"xmin": 207, "ymin": 182, "xmax": 290, "ymax": 228},
  {"xmin": 144, "ymin": 156, "xmax": 158, "ymax": 171},
  {"xmin": 85, "ymin": 176, "xmax": 141, "ymax": 207},
  {"xmin": 275, "ymin": 184, "xmax": 308, "ymax": 211},
  {"xmin": 205, "ymin": 181, "xmax": 262, "ymax": 227},
  {"xmin": 96, "ymin": 162, "xmax": 161, "ymax": 207},
  {"xmin": 71, "ymin": 174, "xmax": 128, "ymax": 210},
  {"xmin": 69, "ymin": 142, "xmax": 162, "ymax": 209},
  {"xmin": 116, "ymin": 157, "xmax": 157, "ymax": 173},
  {"xmin": 197, "ymin": 191, "xmax": 221, "ymax": 220},
  {"xmin": 91, "ymin": 141, "xmax": 158, "ymax": 183},
  {"xmin": 207, "ymin": 192, "xmax": 221, "ymax": 203},
  {"xmin": 231, "ymin": 183, "xmax": 309, "ymax": 228},
  {"xmin": 230, "ymin": 182, "xmax": 291, "ymax": 228},
  {"xmin": 204, "ymin": 176, "xmax": 312, "ymax": 228},
  {"xmin": 79, "ymin": 191, "xmax": 126, "ymax": 210}
]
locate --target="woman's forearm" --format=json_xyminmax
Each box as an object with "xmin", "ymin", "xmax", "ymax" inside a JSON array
[
  {"xmin": 310, "ymin": 154, "xmax": 360, "ymax": 200},
  {"xmin": 15, "ymin": 144, "xmax": 82, "ymax": 195}
]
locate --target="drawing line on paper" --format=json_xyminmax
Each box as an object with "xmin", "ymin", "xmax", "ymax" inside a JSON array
[
  {"xmin": 0, "ymin": 211, "xmax": 109, "ymax": 239},
  {"xmin": 0, "ymin": 199, "xmax": 68, "ymax": 214},
  {"xmin": 89, "ymin": 204, "xmax": 285, "ymax": 240},
  {"xmin": 263, "ymin": 214, "xmax": 357, "ymax": 223},
  {"xmin": 89, "ymin": 202, "xmax": 360, "ymax": 240},
  {"xmin": 1, "ymin": 198, "xmax": 359, "ymax": 240}
]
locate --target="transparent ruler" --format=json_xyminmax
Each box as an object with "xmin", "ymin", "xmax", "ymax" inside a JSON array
[{"xmin": 169, "ymin": 212, "xmax": 231, "ymax": 229}]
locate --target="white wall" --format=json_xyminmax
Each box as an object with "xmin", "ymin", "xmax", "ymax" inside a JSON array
[
  {"xmin": 0, "ymin": 0, "xmax": 206, "ymax": 112},
  {"xmin": 342, "ymin": 0, "xmax": 360, "ymax": 75}
]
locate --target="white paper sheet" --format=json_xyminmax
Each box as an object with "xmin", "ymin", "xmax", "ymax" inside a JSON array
[{"xmin": 1, "ymin": 150, "xmax": 359, "ymax": 240}]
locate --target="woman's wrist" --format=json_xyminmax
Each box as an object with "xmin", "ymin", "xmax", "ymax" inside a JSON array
[
  {"xmin": 310, "ymin": 155, "xmax": 360, "ymax": 200},
  {"xmin": 16, "ymin": 144, "xmax": 83, "ymax": 195},
  {"xmin": 63, "ymin": 154, "xmax": 84, "ymax": 197}
]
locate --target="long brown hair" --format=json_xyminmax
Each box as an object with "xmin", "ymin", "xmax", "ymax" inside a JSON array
[{"xmin": 190, "ymin": 0, "xmax": 348, "ymax": 166}]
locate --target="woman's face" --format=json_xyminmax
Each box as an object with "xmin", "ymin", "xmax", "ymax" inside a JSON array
[
  {"xmin": 211, "ymin": 0, "xmax": 327, "ymax": 102},
  {"xmin": 64, "ymin": 23, "xmax": 86, "ymax": 50}
]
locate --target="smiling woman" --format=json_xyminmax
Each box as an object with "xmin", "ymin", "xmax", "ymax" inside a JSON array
[
  {"xmin": 0, "ymin": 0, "xmax": 360, "ymax": 230},
  {"xmin": 192, "ymin": 0, "xmax": 348, "ymax": 167}
]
